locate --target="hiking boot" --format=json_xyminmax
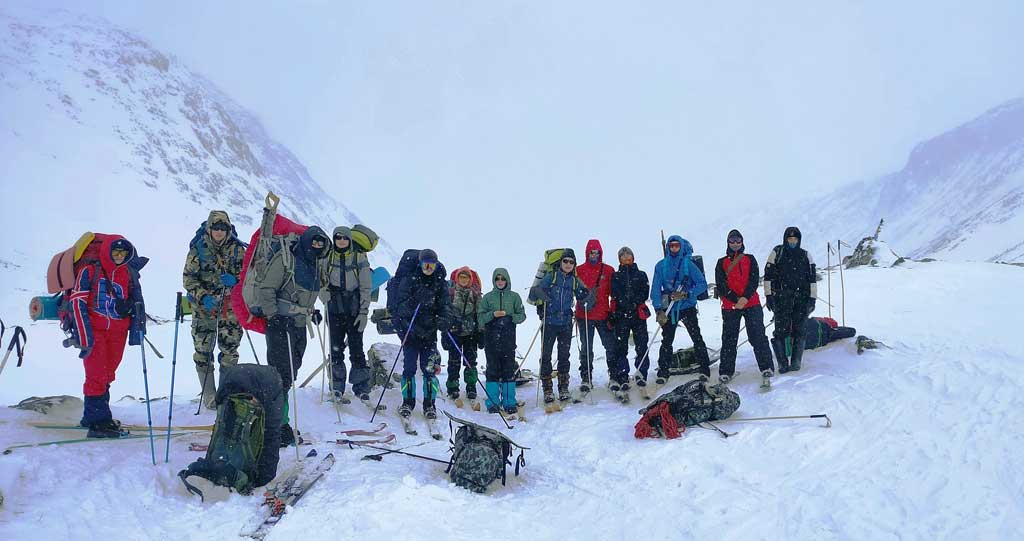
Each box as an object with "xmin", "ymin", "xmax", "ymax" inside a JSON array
[
  {"xmin": 655, "ymin": 376, "xmax": 667, "ymax": 386},
  {"xmin": 557, "ymin": 372, "xmax": 571, "ymax": 401},
  {"xmin": 542, "ymin": 376, "xmax": 556, "ymax": 404},
  {"xmin": 719, "ymin": 374, "xmax": 732, "ymax": 385},
  {"xmin": 608, "ymin": 382, "xmax": 621, "ymax": 392},
  {"xmin": 762, "ymin": 369, "xmax": 774, "ymax": 378},
  {"xmin": 771, "ymin": 338, "xmax": 790, "ymax": 373},
  {"xmin": 504, "ymin": 405, "xmax": 518, "ymax": 416},
  {"xmin": 87, "ymin": 420, "xmax": 122, "ymax": 439},
  {"xmin": 447, "ymin": 389, "xmax": 460, "ymax": 400},
  {"xmin": 579, "ymin": 382, "xmax": 591, "ymax": 394},
  {"xmin": 358, "ymin": 392, "xmax": 371, "ymax": 402},
  {"xmin": 620, "ymin": 381, "xmax": 631, "ymax": 392},
  {"xmin": 487, "ymin": 404, "xmax": 501, "ymax": 414},
  {"xmin": 279, "ymin": 423, "xmax": 296, "ymax": 448},
  {"xmin": 466, "ymin": 388, "xmax": 477, "ymax": 401},
  {"xmin": 634, "ymin": 375, "xmax": 647, "ymax": 387},
  {"xmin": 331, "ymin": 391, "xmax": 351, "ymax": 404},
  {"xmin": 790, "ymin": 341, "xmax": 805, "ymax": 372}
]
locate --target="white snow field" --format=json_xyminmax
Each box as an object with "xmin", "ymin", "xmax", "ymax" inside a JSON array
[{"xmin": 1, "ymin": 259, "xmax": 1021, "ymax": 540}]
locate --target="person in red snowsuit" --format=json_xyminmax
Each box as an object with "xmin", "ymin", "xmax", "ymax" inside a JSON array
[
  {"xmin": 574, "ymin": 239, "xmax": 616, "ymax": 394},
  {"xmin": 69, "ymin": 234, "xmax": 148, "ymax": 438}
]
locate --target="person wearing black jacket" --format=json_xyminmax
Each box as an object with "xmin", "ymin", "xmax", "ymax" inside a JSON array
[
  {"xmin": 763, "ymin": 226, "xmax": 817, "ymax": 372},
  {"xmin": 609, "ymin": 247, "xmax": 651, "ymax": 391},
  {"xmin": 714, "ymin": 230, "xmax": 774, "ymax": 384}
]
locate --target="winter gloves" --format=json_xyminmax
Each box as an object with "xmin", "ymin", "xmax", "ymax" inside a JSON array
[
  {"xmin": 311, "ymin": 309, "xmax": 323, "ymax": 326},
  {"xmin": 354, "ymin": 313, "xmax": 367, "ymax": 332},
  {"xmin": 220, "ymin": 273, "xmax": 238, "ymax": 287},
  {"xmin": 656, "ymin": 310, "xmax": 668, "ymax": 326},
  {"xmin": 201, "ymin": 295, "xmax": 217, "ymax": 313},
  {"xmin": 114, "ymin": 298, "xmax": 134, "ymax": 317},
  {"xmin": 765, "ymin": 296, "xmax": 775, "ymax": 312}
]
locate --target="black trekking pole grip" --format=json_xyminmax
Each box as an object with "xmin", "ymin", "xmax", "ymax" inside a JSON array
[
  {"xmin": 371, "ymin": 303, "xmax": 422, "ymax": 423},
  {"xmin": 175, "ymin": 292, "xmax": 183, "ymax": 322},
  {"xmin": 12, "ymin": 327, "xmax": 27, "ymax": 367},
  {"xmin": 447, "ymin": 331, "xmax": 512, "ymax": 430}
]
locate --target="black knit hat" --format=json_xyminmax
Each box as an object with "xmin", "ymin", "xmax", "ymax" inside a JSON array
[
  {"xmin": 561, "ymin": 248, "xmax": 577, "ymax": 263},
  {"xmin": 419, "ymin": 249, "xmax": 438, "ymax": 264}
]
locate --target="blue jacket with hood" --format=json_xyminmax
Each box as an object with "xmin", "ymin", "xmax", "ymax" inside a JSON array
[{"xmin": 650, "ymin": 235, "xmax": 707, "ymax": 320}]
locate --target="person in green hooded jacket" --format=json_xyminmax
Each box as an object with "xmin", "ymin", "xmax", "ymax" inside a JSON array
[{"xmin": 477, "ymin": 268, "xmax": 527, "ymax": 415}]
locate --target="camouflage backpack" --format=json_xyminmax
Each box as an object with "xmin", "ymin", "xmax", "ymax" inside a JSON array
[
  {"xmin": 635, "ymin": 379, "xmax": 741, "ymax": 439},
  {"xmin": 444, "ymin": 411, "xmax": 528, "ymax": 493},
  {"xmin": 179, "ymin": 393, "xmax": 265, "ymax": 500}
]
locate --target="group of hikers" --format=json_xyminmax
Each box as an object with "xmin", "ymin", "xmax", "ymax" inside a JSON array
[{"xmin": 59, "ymin": 209, "xmax": 826, "ymax": 447}]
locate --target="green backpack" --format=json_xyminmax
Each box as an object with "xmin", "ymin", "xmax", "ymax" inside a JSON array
[{"xmin": 179, "ymin": 393, "xmax": 265, "ymax": 500}]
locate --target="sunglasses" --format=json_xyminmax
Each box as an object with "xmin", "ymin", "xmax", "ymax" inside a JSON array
[
  {"xmin": 495, "ymin": 276, "xmax": 507, "ymax": 281},
  {"xmin": 561, "ymin": 259, "xmax": 576, "ymax": 265},
  {"xmin": 333, "ymin": 234, "xmax": 350, "ymax": 241},
  {"xmin": 210, "ymin": 223, "xmax": 230, "ymax": 232}
]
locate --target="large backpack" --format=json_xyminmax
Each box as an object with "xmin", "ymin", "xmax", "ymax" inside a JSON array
[
  {"xmin": 527, "ymin": 248, "xmax": 569, "ymax": 306},
  {"xmin": 444, "ymin": 411, "xmax": 527, "ymax": 493},
  {"xmin": 690, "ymin": 255, "xmax": 709, "ymax": 301},
  {"xmin": 35, "ymin": 233, "xmax": 115, "ymax": 350},
  {"xmin": 179, "ymin": 393, "xmax": 265, "ymax": 500},
  {"xmin": 350, "ymin": 224, "xmax": 379, "ymax": 253},
  {"xmin": 233, "ymin": 193, "xmax": 309, "ymax": 334},
  {"xmin": 634, "ymin": 379, "xmax": 740, "ymax": 439},
  {"xmin": 188, "ymin": 221, "xmax": 246, "ymax": 266}
]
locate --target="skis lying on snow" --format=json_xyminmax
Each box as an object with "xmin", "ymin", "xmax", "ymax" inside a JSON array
[
  {"xmin": 239, "ymin": 451, "xmax": 335, "ymax": 539},
  {"xmin": 338, "ymin": 423, "xmax": 387, "ymax": 437},
  {"xmin": 30, "ymin": 422, "xmax": 213, "ymax": 432},
  {"xmin": 4, "ymin": 431, "xmax": 193, "ymax": 454},
  {"xmin": 336, "ymin": 433, "xmax": 396, "ymax": 446},
  {"xmin": 360, "ymin": 396, "xmax": 386, "ymax": 412}
]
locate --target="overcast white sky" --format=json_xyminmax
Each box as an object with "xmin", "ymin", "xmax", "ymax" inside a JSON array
[{"xmin": 11, "ymin": 0, "xmax": 1024, "ymax": 273}]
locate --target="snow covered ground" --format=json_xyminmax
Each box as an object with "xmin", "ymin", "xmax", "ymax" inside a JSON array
[{"xmin": 0, "ymin": 260, "xmax": 1021, "ymax": 540}]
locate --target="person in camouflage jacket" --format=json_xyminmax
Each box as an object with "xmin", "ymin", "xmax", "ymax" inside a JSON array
[
  {"xmin": 443, "ymin": 266, "xmax": 482, "ymax": 401},
  {"xmin": 182, "ymin": 210, "xmax": 246, "ymax": 409}
]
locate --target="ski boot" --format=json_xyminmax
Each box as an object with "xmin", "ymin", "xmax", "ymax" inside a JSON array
[
  {"xmin": 423, "ymin": 400, "xmax": 437, "ymax": 420},
  {"xmin": 279, "ymin": 423, "xmax": 296, "ymax": 447},
  {"xmin": 608, "ymin": 381, "xmax": 621, "ymax": 393},
  {"xmin": 398, "ymin": 401, "xmax": 414, "ymax": 418},
  {"xmin": 87, "ymin": 419, "xmax": 123, "ymax": 439},
  {"xmin": 771, "ymin": 337, "xmax": 790, "ymax": 373},
  {"xmin": 331, "ymin": 390, "xmax": 351, "ymax": 404},
  {"xmin": 718, "ymin": 374, "xmax": 732, "ymax": 385},
  {"xmin": 634, "ymin": 374, "xmax": 647, "ymax": 388},
  {"xmin": 557, "ymin": 372, "xmax": 571, "ymax": 402},
  {"xmin": 542, "ymin": 376, "xmax": 556, "ymax": 404},
  {"xmin": 760, "ymin": 369, "xmax": 773, "ymax": 391}
]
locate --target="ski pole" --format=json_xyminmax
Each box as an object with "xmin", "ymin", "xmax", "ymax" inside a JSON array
[
  {"xmin": 343, "ymin": 441, "xmax": 449, "ymax": 465},
  {"xmin": 838, "ymin": 240, "xmax": 848, "ymax": 326},
  {"xmin": 826, "ymin": 243, "xmax": 833, "ymax": 319},
  {"xmin": 285, "ymin": 324, "xmax": 301, "ymax": 463},
  {"xmin": 136, "ymin": 302, "xmax": 157, "ymax": 465},
  {"xmin": 315, "ymin": 318, "xmax": 342, "ymax": 423},
  {"xmin": 698, "ymin": 420, "xmax": 736, "ymax": 438},
  {"xmin": 633, "ymin": 295, "xmax": 679, "ymax": 379},
  {"xmin": 581, "ymin": 306, "xmax": 594, "ymax": 405},
  {"xmin": 371, "ymin": 304, "xmax": 421, "ymax": 423},
  {"xmin": 165, "ymin": 292, "xmax": 182, "ymax": 463},
  {"xmin": 245, "ymin": 329, "xmax": 261, "ymax": 365},
  {"xmin": 720, "ymin": 414, "xmax": 831, "ymax": 428},
  {"xmin": 515, "ymin": 325, "xmax": 541, "ymax": 362},
  {"xmin": 0, "ymin": 326, "xmax": 27, "ymax": 377},
  {"xmin": 361, "ymin": 441, "xmax": 427, "ymax": 461},
  {"xmin": 535, "ymin": 316, "xmax": 546, "ymax": 407},
  {"xmin": 447, "ymin": 331, "xmax": 512, "ymax": 430}
]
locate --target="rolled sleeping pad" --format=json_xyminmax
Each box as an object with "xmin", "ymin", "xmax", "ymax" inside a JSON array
[{"xmin": 29, "ymin": 295, "xmax": 61, "ymax": 321}]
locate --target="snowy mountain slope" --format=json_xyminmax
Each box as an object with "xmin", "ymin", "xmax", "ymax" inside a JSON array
[
  {"xmin": 702, "ymin": 98, "xmax": 1024, "ymax": 264},
  {"xmin": 0, "ymin": 9, "xmax": 396, "ymax": 314},
  {"xmin": 1, "ymin": 261, "xmax": 1021, "ymax": 539}
]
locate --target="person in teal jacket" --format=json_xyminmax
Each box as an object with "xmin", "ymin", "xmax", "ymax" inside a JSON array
[
  {"xmin": 650, "ymin": 235, "xmax": 710, "ymax": 383},
  {"xmin": 477, "ymin": 268, "xmax": 527, "ymax": 414}
]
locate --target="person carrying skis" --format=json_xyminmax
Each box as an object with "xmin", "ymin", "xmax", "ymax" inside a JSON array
[
  {"xmin": 574, "ymin": 239, "xmax": 615, "ymax": 396},
  {"xmin": 72, "ymin": 235, "xmax": 148, "ymax": 438},
  {"xmin": 763, "ymin": 226, "xmax": 817, "ymax": 373},
  {"xmin": 609, "ymin": 246, "xmax": 650, "ymax": 392},
  {"xmin": 389, "ymin": 249, "xmax": 453, "ymax": 420},
  {"xmin": 477, "ymin": 268, "xmax": 527, "ymax": 415},
  {"xmin": 531, "ymin": 249, "xmax": 593, "ymax": 404},
  {"xmin": 442, "ymin": 267, "xmax": 482, "ymax": 404},
  {"xmin": 321, "ymin": 226, "xmax": 372, "ymax": 403},
  {"xmin": 650, "ymin": 235, "xmax": 710, "ymax": 385},
  {"xmin": 182, "ymin": 211, "xmax": 246, "ymax": 410},
  {"xmin": 255, "ymin": 226, "xmax": 330, "ymax": 446},
  {"xmin": 714, "ymin": 229, "xmax": 774, "ymax": 385}
]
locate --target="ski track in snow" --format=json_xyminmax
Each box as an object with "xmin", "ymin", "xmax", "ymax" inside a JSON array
[{"xmin": 1, "ymin": 261, "xmax": 1022, "ymax": 539}]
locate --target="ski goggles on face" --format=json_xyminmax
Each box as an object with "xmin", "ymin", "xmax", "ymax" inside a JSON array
[
  {"xmin": 728, "ymin": 237, "xmax": 743, "ymax": 244},
  {"xmin": 210, "ymin": 222, "xmax": 231, "ymax": 232},
  {"xmin": 111, "ymin": 248, "xmax": 129, "ymax": 259},
  {"xmin": 421, "ymin": 262, "xmax": 437, "ymax": 272}
]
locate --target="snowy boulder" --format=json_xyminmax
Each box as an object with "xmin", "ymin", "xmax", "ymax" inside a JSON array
[
  {"xmin": 10, "ymin": 395, "xmax": 83, "ymax": 415},
  {"xmin": 845, "ymin": 220, "xmax": 905, "ymax": 268}
]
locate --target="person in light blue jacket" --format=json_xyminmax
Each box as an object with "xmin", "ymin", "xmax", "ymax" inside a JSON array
[{"xmin": 650, "ymin": 235, "xmax": 710, "ymax": 384}]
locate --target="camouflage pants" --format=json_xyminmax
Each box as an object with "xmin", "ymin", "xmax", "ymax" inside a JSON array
[{"xmin": 192, "ymin": 313, "xmax": 242, "ymax": 370}]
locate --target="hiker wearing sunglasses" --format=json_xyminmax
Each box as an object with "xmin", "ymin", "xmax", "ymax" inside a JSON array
[
  {"xmin": 320, "ymin": 227, "xmax": 373, "ymax": 403},
  {"xmin": 389, "ymin": 249, "xmax": 454, "ymax": 420},
  {"xmin": 530, "ymin": 249, "xmax": 595, "ymax": 404},
  {"xmin": 255, "ymin": 226, "xmax": 330, "ymax": 446},
  {"xmin": 574, "ymin": 239, "xmax": 616, "ymax": 396},
  {"xmin": 715, "ymin": 229, "xmax": 774, "ymax": 387},
  {"xmin": 650, "ymin": 235, "xmax": 710, "ymax": 385},
  {"xmin": 478, "ymin": 268, "xmax": 527, "ymax": 415},
  {"xmin": 183, "ymin": 211, "xmax": 246, "ymax": 409}
]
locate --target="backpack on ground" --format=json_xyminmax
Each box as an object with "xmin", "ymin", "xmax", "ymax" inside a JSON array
[
  {"xmin": 444, "ymin": 411, "xmax": 528, "ymax": 493},
  {"xmin": 527, "ymin": 248, "xmax": 569, "ymax": 306},
  {"xmin": 179, "ymin": 393, "xmax": 265, "ymax": 500},
  {"xmin": 350, "ymin": 224, "xmax": 379, "ymax": 253},
  {"xmin": 234, "ymin": 193, "xmax": 309, "ymax": 334},
  {"xmin": 670, "ymin": 347, "xmax": 704, "ymax": 375},
  {"xmin": 634, "ymin": 379, "xmax": 740, "ymax": 439}
]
